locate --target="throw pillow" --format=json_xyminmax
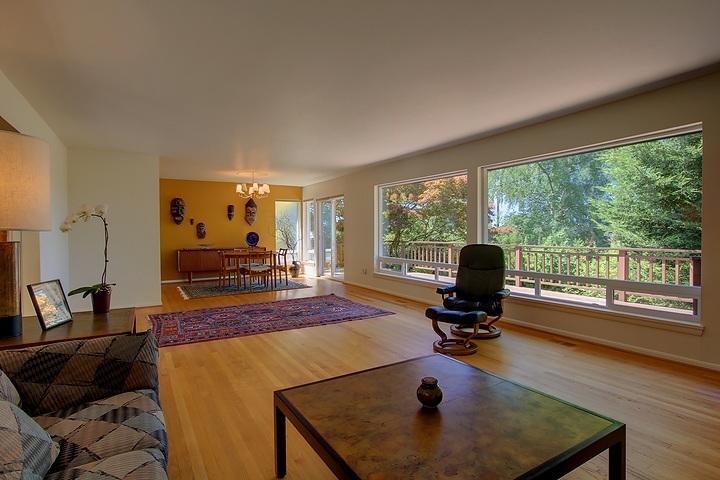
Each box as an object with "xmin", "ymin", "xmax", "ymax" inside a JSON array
[
  {"xmin": 0, "ymin": 370, "xmax": 21, "ymax": 406},
  {"xmin": 0, "ymin": 400, "xmax": 60, "ymax": 479}
]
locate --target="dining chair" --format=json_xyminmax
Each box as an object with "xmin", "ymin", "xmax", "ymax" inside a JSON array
[
  {"xmin": 217, "ymin": 251, "xmax": 239, "ymax": 290},
  {"xmin": 273, "ymin": 248, "xmax": 289, "ymax": 286},
  {"xmin": 238, "ymin": 250, "xmax": 274, "ymax": 292},
  {"xmin": 233, "ymin": 247, "xmax": 266, "ymax": 290}
]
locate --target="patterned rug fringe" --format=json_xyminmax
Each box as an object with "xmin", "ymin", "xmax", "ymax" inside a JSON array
[{"xmin": 178, "ymin": 279, "xmax": 310, "ymax": 299}]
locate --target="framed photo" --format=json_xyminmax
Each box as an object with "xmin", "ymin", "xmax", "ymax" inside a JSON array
[{"xmin": 27, "ymin": 279, "xmax": 73, "ymax": 330}]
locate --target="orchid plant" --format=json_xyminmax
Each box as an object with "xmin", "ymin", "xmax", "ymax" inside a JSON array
[{"xmin": 60, "ymin": 204, "xmax": 115, "ymax": 297}]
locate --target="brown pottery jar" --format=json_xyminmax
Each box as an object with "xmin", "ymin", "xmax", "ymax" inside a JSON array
[{"xmin": 416, "ymin": 376, "xmax": 443, "ymax": 408}]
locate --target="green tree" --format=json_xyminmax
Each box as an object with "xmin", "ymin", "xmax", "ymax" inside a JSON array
[
  {"xmin": 382, "ymin": 175, "xmax": 467, "ymax": 257},
  {"xmin": 488, "ymin": 153, "xmax": 609, "ymax": 246},
  {"xmin": 592, "ymin": 133, "xmax": 702, "ymax": 249}
]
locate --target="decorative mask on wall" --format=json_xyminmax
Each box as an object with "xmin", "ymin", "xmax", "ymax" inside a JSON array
[
  {"xmin": 170, "ymin": 197, "xmax": 186, "ymax": 225},
  {"xmin": 227, "ymin": 204, "xmax": 235, "ymax": 221},
  {"xmin": 244, "ymin": 198, "xmax": 257, "ymax": 225},
  {"xmin": 196, "ymin": 222, "xmax": 206, "ymax": 239}
]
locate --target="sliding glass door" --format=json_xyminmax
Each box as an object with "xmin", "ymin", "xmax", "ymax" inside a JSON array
[{"xmin": 318, "ymin": 196, "xmax": 344, "ymax": 278}]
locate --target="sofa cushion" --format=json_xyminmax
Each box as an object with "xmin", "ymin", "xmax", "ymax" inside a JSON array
[
  {"xmin": 0, "ymin": 370, "xmax": 21, "ymax": 406},
  {"xmin": 0, "ymin": 330, "xmax": 159, "ymax": 416},
  {"xmin": 0, "ymin": 399, "xmax": 60, "ymax": 479},
  {"xmin": 34, "ymin": 389, "xmax": 167, "ymax": 474},
  {"xmin": 43, "ymin": 448, "xmax": 168, "ymax": 480}
]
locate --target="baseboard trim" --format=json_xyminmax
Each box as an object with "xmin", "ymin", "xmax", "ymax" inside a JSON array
[{"xmin": 504, "ymin": 317, "xmax": 720, "ymax": 372}]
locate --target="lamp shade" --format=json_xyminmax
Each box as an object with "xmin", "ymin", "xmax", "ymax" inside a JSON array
[
  {"xmin": 0, "ymin": 130, "xmax": 50, "ymax": 337},
  {"xmin": 0, "ymin": 131, "xmax": 51, "ymax": 231}
]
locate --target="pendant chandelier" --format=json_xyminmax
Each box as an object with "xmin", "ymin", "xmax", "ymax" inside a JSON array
[{"xmin": 236, "ymin": 171, "xmax": 270, "ymax": 199}]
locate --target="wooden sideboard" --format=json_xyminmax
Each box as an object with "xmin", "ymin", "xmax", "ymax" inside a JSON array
[{"xmin": 177, "ymin": 247, "xmax": 246, "ymax": 283}]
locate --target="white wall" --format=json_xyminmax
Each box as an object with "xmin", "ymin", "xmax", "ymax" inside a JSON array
[
  {"xmin": 0, "ymin": 69, "xmax": 69, "ymax": 316},
  {"xmin": 304, "ymin": 72, "xmax": 720, "ymax": 369},
  {"xmin": 1, "ymin": 68, "xmax": 162, "ymax": 316},
  {"xmin": 66, "ymin": 149, "xmax": 161, "ymax": 311}
]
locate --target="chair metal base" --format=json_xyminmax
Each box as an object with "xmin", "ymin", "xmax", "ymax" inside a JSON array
[
  {"xmin": 433, "ymin": 338, "xmax": 478, "ymax": 356},
  {"xmin": 450, "ymin": 324, "xmax": 501, "ymax": 339},
  {"xmin": 431, "ymin": 318, "xmax": 481, "ymax": 356}
]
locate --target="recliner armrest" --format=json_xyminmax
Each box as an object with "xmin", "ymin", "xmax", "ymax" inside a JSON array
[
  {"xmin": 494, "ymin": 289, "xmax": 511, "ymax": 299},
  {"xmin": 436, "ymin": 285, "xmax": 457, "ymax": 295}
]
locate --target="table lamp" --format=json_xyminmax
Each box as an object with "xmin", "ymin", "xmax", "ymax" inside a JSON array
[{"xmin": 0, "ymin": 130, "xmax": 51, "ymax": 338}]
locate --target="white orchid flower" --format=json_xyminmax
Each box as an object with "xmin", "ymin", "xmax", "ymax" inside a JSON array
[
  {"xmin": 94, "ymin": 204, "xmax": 109, "ymax": 216},
  {"xmin": 59, "ymin": 222, "xmax": 72, "ymax": 232},
  {"xmin": 64, "ymin": 213, "xmax": 79, "ymax": 225},
  {"xmin": 77, "ymin": 204, "xmax": 93, "ymax": 220}
]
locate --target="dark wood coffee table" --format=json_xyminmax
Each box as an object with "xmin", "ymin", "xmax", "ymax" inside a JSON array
[{"xmin": 274, "ymin": 354, "xmax": 625, "ymax": 479}]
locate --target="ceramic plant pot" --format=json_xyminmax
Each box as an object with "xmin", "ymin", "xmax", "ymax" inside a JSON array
[
  {"xmin": 289, "ymin": 261, "xmax": 301, "ymax": 278},
  {"xmin": 91, "ymin": 289, "xmax": 112, "ymax": 314}
]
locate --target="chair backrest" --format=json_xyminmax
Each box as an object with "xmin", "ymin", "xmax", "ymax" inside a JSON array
[
  {"xmin": 275, "ymin": 248, "xmax": 288, "ymax": 267},
  {"xmin": 218, "ymin": 250, "xmax": 232, "ymax": 269},
  {"xmin": 247, "ymin": 250, "xmax": 274, "ymax": 267},
  {"xmin": 234, "ymin": 246, "xmax": 266, "ymax": 254},
  {"xmin": 455, "ymin": 244, "xmax": 506, "ymax": 299}
]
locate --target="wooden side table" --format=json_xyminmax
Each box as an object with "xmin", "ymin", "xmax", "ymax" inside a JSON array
[{"xmin": 0, "ymin": 307, "xmax": 136, "ymax": 350}]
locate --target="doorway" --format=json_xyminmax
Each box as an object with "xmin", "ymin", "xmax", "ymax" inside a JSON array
[{"xmin": 318, "ymin": 196, "xmax": 344, "ymax": 278}]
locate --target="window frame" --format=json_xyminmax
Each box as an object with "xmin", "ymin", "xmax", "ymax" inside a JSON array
[
  {"xmin": 375, "ymin": 170, "xmax": 468, "ymax": 281},
  {"xmin": 302, "ymin": 199, "xmax": 315, "ymax": 265},
  {"xmin": 480, "ymin": 123, "xmax": 703, "ymax": 327}
]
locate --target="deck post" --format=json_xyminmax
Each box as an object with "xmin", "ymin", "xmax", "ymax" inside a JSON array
[
  {"xmin": 691, "ymin": 255, "xmax": 701, "ymax": 315},
  {"xmin": 514, "ymin": 244, "xmax": 523, "ymax": 288},
  {"xmin": 617, "ymin": 249, "xmax": 628, "ymax": 302}
]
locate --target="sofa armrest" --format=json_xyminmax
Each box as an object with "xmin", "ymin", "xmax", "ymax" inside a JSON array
[{"xmin": 0, "ymin": 330, "xmax": 159, "ymax": 416}]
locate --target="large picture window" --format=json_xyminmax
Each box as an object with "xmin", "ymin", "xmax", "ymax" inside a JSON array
[
  {"xmin": 275, "ymin": 200, "xmax": 300, "ymax": 260},
  {"xmin": 377, "ymin": 172, "xmax": 467, "ymax": 281},
  {"xmin": 484, "ymin": 125, "xmax": 702, "ymax": 323}
]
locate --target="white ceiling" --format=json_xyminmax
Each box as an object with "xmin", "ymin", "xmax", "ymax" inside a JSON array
[{"xmin": 1, "ymin": 1, "xmax": 719, "ymax": 187}]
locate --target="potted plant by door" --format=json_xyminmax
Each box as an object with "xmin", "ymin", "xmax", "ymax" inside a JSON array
[
  {"xmin": 60, "ymin": 204, "xmax": 116, "ymax": 314},
  {"xmin": 288, "ymin": 259, "xmax": 301, "ymax": 278}
]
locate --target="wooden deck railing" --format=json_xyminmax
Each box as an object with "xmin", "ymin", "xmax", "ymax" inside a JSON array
[
  {"xmin": 391, "ymin": 241, "xmax": 701, "ymax": 286},
  {"xmin": 395, "ymin": 241, "xmax": 463, "ymax": 277},
  {"xmin": 503, "ymin": 244, "xmax": 701, "ymax": 289},
  {"xmin": 383, "ymin": 242, "xmax": 701, "ymax": 315}
]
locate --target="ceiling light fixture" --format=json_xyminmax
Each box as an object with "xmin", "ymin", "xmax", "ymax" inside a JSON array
[{"xmin": 236, "ymin": 171, "xmax": 270, "ymax": 199}]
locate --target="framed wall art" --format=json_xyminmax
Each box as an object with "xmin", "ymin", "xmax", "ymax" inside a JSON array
[{"xmin": 27, "ymin": 279, "xmax": 73, "ymax": 330}]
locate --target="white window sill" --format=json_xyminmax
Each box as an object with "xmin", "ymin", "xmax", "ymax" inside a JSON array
[{"xmin": 373, "ymin": 270, "xmax": 704, "ymax": 336}]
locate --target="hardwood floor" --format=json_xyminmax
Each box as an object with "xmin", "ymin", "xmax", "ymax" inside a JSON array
[{"xmin": 136, "ymin": 277, "xmax": 720, "ymax": 480}]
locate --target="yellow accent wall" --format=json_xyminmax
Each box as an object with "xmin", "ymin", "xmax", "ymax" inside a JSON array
[{"xmin": 160, "ymin": 179, "xmax": 301, "ymax": 282}]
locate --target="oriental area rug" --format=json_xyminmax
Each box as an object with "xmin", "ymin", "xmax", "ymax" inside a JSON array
[
  {"xmin": 178, "ymin": 279, "xmax": 311, "ymax": 299},
  {"xmin": 148, "ymin": 294, "xmax": 395, "ymax": 347}
]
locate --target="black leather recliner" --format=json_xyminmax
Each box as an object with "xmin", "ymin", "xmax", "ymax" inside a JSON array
[{"xmin": 425, "ymin": 244, "xmax": 510, "ymax": 355}]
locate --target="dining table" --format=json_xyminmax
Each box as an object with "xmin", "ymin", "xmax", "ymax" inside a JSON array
[{"xmin": 220, "ymin": 248, "xmax": 277, "ymax": 292}]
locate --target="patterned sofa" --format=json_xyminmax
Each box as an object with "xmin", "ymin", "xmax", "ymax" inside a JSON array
[{"xmin": 0, "ymin": 330, "xmax": 168, "ymax": 479}]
